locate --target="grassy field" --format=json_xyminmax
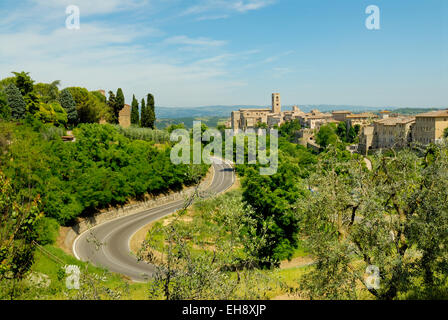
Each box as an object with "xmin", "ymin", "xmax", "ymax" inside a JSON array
[
  {"xmin": 24, "ymin": 244, "xmax": 148, "ymax": 300},
  {"xmin": 138, "ymin": 189, "xmax": 313, "ymax": 300},
  {"xmin": 24, "ymin": 241, "xmax": 311, "ymax": 300},
  {"xmin": 20, "ymin": 189, "xmax": 312, "ymax": 300}
]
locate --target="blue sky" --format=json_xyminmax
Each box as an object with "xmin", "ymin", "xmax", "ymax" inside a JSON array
[{"xmin": 0, "ymin": 0, "xmax": 447, "ymax": 108}]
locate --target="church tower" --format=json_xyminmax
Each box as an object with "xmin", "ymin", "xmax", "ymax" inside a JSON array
[{"xmin": 272, "ymin": 93, "xmax": 281, "ymax": 114}]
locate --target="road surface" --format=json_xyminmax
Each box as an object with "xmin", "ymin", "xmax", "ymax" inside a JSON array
[{"xmin": 73, "ymin": 158, "xmax": 235, "ymax": 282}]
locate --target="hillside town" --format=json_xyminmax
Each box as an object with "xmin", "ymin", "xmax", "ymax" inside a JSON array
[{"xmin": 228, "ymin": 93, "xmax": 448, "ymax": 155}]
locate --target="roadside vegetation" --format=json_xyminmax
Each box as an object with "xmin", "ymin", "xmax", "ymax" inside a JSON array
[
  {"xmin": 141, "ymin": 122, "xmax": 448, "ymax": 300},
  {"xmin": 138, "ymin": 190, "xmax": 312, "ymax": 300},
  {"xmin": 1, "ymin": 70, "xmax": 447, "ymax": 300},
  {"xmin": 0, "ymin": 72, "xmax": 208, "ymax": 299}
]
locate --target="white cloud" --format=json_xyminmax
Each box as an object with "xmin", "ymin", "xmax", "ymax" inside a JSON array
[
  {"xmin": 30, "ymin": 0, "xmax": 150, "ymax": 15},
  {"xmin": 196, "ymin": 14, "xmax": 229, "ymax": 21},
  {"xmin": 0, "ymin": 20, "xmax": 253, "ymax": 106},
  {"xmin": 232, "ymin": 0, "xmax": 275, "ymax": 13},
  {"xmin": 182, "ymin": 0, "xmax": 275, "ymax": 17},
  {"xmin": 164, "ymin": 35, "xmax": 227, "ymax": 47},
  {"xmin": 0, "ymin": 0, "xmax": 281, "ymax": 107}
]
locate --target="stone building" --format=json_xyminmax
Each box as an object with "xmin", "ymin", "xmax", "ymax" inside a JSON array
[
  {"xmin": 412, "ymin": 110, "xmax": 448, "ymax": 145},
  {"xmin": 358, "ymin": 126, "xmax": 375, "ymax": 155},
  {"xmin": 345, "ymin": 113, "xmax": 378, "ymax": 130},
  {"xmin": 231, "ymin": 93, "xmax": 304, "ymax": 131},
  {"xmin": 298, "ymin": 110, "xmax": 333, "ymax": 129},
  {"xmin": 282, "ymin": 105, "xmax": 304, "ymax": 122},
  {"xmin": 332, "ymin": 110, "xmax": 352, "ymax": 122},
  {"xmin": 379, "ymin": 110, "xmax": 391, "ymax": 119},
  {"xmin": 358, "ymin": 111, "xmax": 448, "ymax": 155},
  {"xmin": 118, "ymin": 104, "xmax": 132, "ymax": 128},
  {"xmin": 232, "ymin": 108, "xmax": 271, "ymax": 130},
  {"xmin": 373, "ymin": 117, "xmax": 415, "ymax": 150},
  {"xmin": 296, "ymin": 128, "xmax": 315, "ymax": 147},
  {"xmin": 272, "ymin": 93, "xmax": 281, "ymax": 114},
  {"xmin": 359, "ymin": 117, "xmax": 416, "ymax": 155},
  {"xmin": 298, "ymin": 110, "xmax": 332, "ymax": 129}
]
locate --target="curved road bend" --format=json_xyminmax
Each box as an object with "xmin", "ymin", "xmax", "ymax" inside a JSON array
[{"xmin": 73, "ymin": 158, "xmax": 235, "ymax": 282}]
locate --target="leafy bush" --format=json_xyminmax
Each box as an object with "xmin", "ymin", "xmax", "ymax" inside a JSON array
[
  {"xmin": 0, "ymin": 170, "xmax": 41, "ymax": 293},
  {"xmin": 0, "ymin": 90, "xmax": 11, "ymax": 120},
  {"xmin": 35, "ymin": 101, "xmax": 67, "ymax": 126},
  {"xmin": 40, "ymin": 124, "xmax": 64, "ymax": 141},
  {"xmin": 316, "ymin": 123, "xmax": 338, "ymax": 148},
  {"xmin": 1, "ymin": 123, "xmax": 208, "ymax": 225},
  {"xmin": 34, "ymin": 217, "xmax": 60, "ymax": 245},
  {"xmin": 66, "ymin": 87, "xmax": 104, "ymax": 124},
  {"xmin": 113, "ymin": 125, "xmax": 170, "ymax": 144}
]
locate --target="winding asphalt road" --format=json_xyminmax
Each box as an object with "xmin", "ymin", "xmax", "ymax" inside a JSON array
[{"xmin": 73, "ymin": 158, "xmax": 235, "ymax": 282}]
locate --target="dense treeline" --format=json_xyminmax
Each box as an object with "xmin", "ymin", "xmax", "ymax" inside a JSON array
[
  {"xmin": 0, "ymin": 71, "xmax": 187, "ymax": 230},
  {"xmin": 0, "ymin": 71, "xmax": 157, "ymax": 130},
  {"xmin": 0, "ymin": 72, "xmax": 210, "ymax": 299},
  {"xmin": 0, "ymin": 120, "xmax": 207, "ymax": 226}
]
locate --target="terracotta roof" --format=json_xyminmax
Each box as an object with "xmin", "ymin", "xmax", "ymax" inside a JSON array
[
  {"xmin": 332, "ymin": 110, "xmax": 352, "ymax": 114},
  {"xmin": 415, "ymin": 110, "xmax": 448, "ymax": 118},
  {"xmin": 346, "ymin": 113, "xmax": 377, "ymax": 119},
  {"xmin": 307, "ymin": 115, "xmax": 331, "ymax": 120},
  {"xmin": 375, "ymin": 117, "xmax": 415, "ymax": 125}
]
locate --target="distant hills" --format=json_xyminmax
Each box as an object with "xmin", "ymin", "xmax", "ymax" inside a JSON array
[
  {"xmin": 155, "ymin": 106, "xmax": 261, "ymax": 119},
  {"xmin": 156, "ymin": 105, "xmax": 445, "ymax": 119}
]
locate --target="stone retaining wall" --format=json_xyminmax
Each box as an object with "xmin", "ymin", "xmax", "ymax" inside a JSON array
[{"xmin": 60, "ymin": 166, "xmax": 215, "ymax": 256}]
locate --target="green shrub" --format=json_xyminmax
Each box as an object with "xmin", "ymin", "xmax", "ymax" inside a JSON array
[
  {"xmin": 34, "ymin": 217, "xmax": 60, "ymax": 245},
  {"xmin": 40, "ymin": 124, "xmax": 64, "ymax": 141},
  {"xmin": 0, "ymin": 90, "xmax": 11, "ymax": 120},
  {"xmin": 113, "ymin": 125, "xmax": 170, "ymax": 144},
  {"xmin": 35, "ymin": 101, "xmax": 67, "ymax": 126},
  {"xmin": 1, "ymin": 123, "xmax": 208, "ymax": 225}
]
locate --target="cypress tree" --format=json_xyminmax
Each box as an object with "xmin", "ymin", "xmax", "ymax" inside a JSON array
[
  {"xmin": 12, "ymin": 71, "xmax": 34, "ymax": 96},
  {"xmin": 140, "ymin": 98, "xmax": 147, "ymax": 127},
  {"xmin": 107, "ymin": 91, "xmax": 117, "ymax": 123},
  {"xmin": 4, "ymin": 83, "xmax": 26, "ymax": 120},
  {"xmin": 146, "ymin": 93, "xmax": 156, "ymax": 129},
  {"xmin": 348, "ymin": 126, "xmax": 357, "ymax": 143},
  {"xmin": 115, "ymin": 88, "xmax": 125, "ymax": 124},
  {"xmin": 131, "ymin": 95, "xmax": 139, "ymax": 126},
  {"xmin": 59, "ymin": 88, "xmax": 78, "ymax": 126}
]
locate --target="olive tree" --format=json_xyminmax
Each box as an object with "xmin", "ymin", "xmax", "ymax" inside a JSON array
[
  {"xmin": 296, "ymin": 145, "xmax": 448, "ymax": 300},
  {"xmin": 139, "ymin": 183, "xmax": 273, "ymax": 300},
  {"xmin": 0, "ymin": 171, "xmax": 42, "ymax": 299}
]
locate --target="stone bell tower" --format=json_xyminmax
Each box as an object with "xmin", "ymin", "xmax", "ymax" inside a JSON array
[{"xmin": 272, "ymin": 93, "xmax": 281, "ymax": 114}]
